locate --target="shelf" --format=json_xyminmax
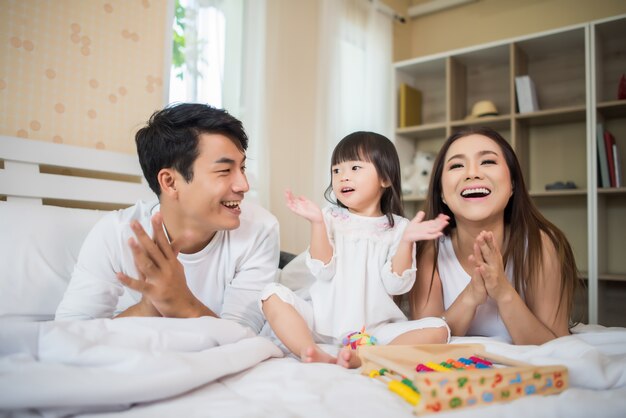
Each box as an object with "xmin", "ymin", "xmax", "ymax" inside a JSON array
[
  {"xmin": 450, "ymin": 114, "xmax": 511, "ymax": 130},
  {"xmin": 599, "ymin": 273, "xmax": 626, "ymax": 282},
  {"xmin": 530, "ymin": 189, "xmax": 587, "ymax": 198},
  {"xmin": 396, "ymin": 122, "xmax": 447, "ymax": 139},
  {"xmin": 394, "ymin": 15, "xmax": 626, "ymax": 327},
  {"xmin": 402, "ymin": 194, "xmax": 426, "ymax": 203},
  {"xmin": 580, "ymin": 273, "xmax": 626, "ymax": 282},
  {"xmin": 595, "ymin": 16, "xmax": 626, "ymax": 103},
  {"xmin": 515, "ymin": 28, "xmax": 586, "ymax": 110},
  {"xmin": 514, "ymin": 105, "xmax": 586, "ymax": 126},
  {"xmin": 598, "ymin": 187, "xmax": 626, "ymax": 195},
  {"xmin": 597, "ymin": 100, "xmax": 626, "ymax": 118}
]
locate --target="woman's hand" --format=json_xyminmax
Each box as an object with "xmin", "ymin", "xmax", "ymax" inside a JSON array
[
  {"xmin": 285, "ymin": 189, "xmax": 323, "ymax": 224},
  {"xmin": 463, "ymin": 243, "xmax": 489, "ymax": 306},
  {"xmin": 473, "ymin": 231, "xmax": 514, "ymax": 303},
  {"xmin": 401, "ymin": 211, "xmax": 449, "ymax": 243}
]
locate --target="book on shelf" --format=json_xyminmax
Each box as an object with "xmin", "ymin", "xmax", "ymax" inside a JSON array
[
  {"xmin": 613, "ymin": 142, "xmax": 622, "ymax": 187},
  {"xmin": 604, "ymin": 130, "xmax": 622, "ymax": 187},
  {"xmin": 604, "ymin": 130, "xmax": 617, "ymax": 187},
  {"xmin": 597, "ymin": 123, "xmax": 611, "ymax": 188},
  {"xmin": 398, "ymin": 83, "xmax": 422, "ymax": 128},
  {"xmin": 515, "ymin": 75, "xmax": 539, "ymax": 113}
]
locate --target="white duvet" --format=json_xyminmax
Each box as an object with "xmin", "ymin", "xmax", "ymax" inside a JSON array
[
  {"xmin": 1, "ymin": 321, "xmax": 625, "ymax": 418},
  {"xmin": 0, "ymin": 317, "xmax": 282, "ymax": 417}
]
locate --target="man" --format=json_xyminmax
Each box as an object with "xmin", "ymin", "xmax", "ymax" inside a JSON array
[{"xmin": 55, "ymin": 103, "xmax": 280, "ymax": 334}]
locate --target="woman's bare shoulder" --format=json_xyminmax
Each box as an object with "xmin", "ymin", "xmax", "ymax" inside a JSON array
[{"xmin": 538, "ymin": 229, "xmax": 559, "ymax": 257}]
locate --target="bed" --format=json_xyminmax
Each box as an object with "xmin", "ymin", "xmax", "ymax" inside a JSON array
[{"xmin": 1, "ymin": 135, "xmax": 625, "ymax": 418}]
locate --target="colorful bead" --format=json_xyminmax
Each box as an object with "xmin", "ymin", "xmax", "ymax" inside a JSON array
[
  {"xmin": 416, "ymin": 356, "xmax": 492, "ymax": 373},
  {"xmin": 342, "ymin": 326, "xmax": 377, "ymax": 349},
  {"xmin": 416, "ymin": 363, "xmax": 434, "ymax": 372},
  {"xmin": 425, "ymin": 362, "xmax": 452, "ymax": 372},
  {"xmin": 388, "ymin": 380, "xmax": 421, "ymax": 406},
  {"xmin": 469, "ymin": 356, "xmax": 493, "ymax": 367}
]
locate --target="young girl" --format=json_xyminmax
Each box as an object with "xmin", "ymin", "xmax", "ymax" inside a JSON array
[
  {"xmin": 261, "ymin": 131, "xmax": 450, "ymax": 368},
  {"xmin": 409, "ymin": 127, "xmax": 579, "ymax": 344}
]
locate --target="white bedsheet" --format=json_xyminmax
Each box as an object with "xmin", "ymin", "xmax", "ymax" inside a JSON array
[
  {"xmin": 0, "ymin": 317, "xmax": 282, "ymax": 417},
  {"xmin": 1, "ymin": 322, "xmax": 625, "ymax": 418},
  {"xmin": 82, "ymin": 324, "xmax": 626, "ymax": 418}
]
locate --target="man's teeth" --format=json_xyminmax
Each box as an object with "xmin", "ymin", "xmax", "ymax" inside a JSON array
[
  {"xmin": 222, "ymin": 201, "xmax": 240, "ymax": 208},
  {"xmin": 461, "ymin": 187, "xmax": 491, "ymax": 197}
]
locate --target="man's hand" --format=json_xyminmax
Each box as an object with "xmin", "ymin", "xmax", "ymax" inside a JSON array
[{"xmin": 116, "ymin": 213, "xmax": 213, "ymax": 318}]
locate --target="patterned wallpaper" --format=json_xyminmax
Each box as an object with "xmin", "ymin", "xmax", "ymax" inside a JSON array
[{"xmin": 0, "ymin": 0, "xmax": 169, "ymax": 154}]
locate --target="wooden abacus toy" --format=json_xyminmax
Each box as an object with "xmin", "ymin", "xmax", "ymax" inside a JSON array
[{"xmin": 359, "ymin": 344, "xmax": 568, "ymax": 415}]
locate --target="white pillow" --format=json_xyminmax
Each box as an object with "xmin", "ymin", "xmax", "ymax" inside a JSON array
[
  {"xmin": 0, "ymin": 202, "xmax": 106, "ymax": 320},
  {"xmin": 278, "ymin": 251, "xmax": 315, "ymax": 298}
]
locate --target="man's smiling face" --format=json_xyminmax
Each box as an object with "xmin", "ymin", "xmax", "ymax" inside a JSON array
[{"xmin": 175, "ymin": 133, "xmax": 249, "ymax": 235}]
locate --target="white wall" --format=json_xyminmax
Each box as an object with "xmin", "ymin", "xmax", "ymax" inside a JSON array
[{"xmin": 265, "ymin": 0, "xmax": 321, "ymax": 254}]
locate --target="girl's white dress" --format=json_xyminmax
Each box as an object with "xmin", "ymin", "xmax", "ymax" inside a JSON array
[{"xmin": 306, "ymin": 205, "xmax": 416, "ymax": 339}]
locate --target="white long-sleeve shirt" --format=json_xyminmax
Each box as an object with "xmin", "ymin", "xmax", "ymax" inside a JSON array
[
  {"xmin": 55, "ymin": 200, "xmax": 280, "ymax": 333},
  {"xmin": 307, "ymin": 205, "xmax": 415, "ymax": 338}
]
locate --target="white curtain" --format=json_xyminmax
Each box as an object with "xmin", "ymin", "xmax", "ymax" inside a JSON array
[
  {"xmin": 169, "ymin": 0, "xmax": 226, "ymax": 106},
  {"xmin": 314, "ymin": 0, "xmax": 393, "ymax": 203},
  {"xmin": 238, "ymin": 0, "xmax": 268, "ymax": 207},
  {"xmin": 168, "ymin": 0, "xmax": 268, "ymax": 207}
]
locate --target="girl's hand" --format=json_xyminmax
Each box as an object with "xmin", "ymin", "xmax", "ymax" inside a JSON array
[
  {"xmin": 473, "ymin": 231, "xmax": 514, "ymax": 303},
  {"xmin": 285, "ymin": 189, "xmax": 323, "ymax": 224},
  {"xmin": 401, "ymin": 211, "xmax": 449, "ymax": 243}
]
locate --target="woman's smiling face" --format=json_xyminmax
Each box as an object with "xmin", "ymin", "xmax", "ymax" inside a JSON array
[{"xmin": 440, "ymin": 134, "xmax": 513, "ymax": 224}]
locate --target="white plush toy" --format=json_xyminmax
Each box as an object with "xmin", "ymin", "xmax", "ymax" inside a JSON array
[{"xmin": 402, "ymin": 150, "xmax": 436, "ymax": 197}]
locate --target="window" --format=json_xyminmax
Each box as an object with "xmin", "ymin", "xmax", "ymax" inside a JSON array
[
  {"xmin": 167, "ymin": 0, "xmax": 267, "ymax": 206},
  {"xmin": 169, "ymin": 0, "xmax": 241, "ymax": 109}
]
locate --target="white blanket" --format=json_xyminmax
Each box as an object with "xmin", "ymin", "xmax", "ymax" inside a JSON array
[
  {"xmin": 0, "ymin": 317, "xmax": 283, "ymax": 416},
  {"xmin": 1, "ymin": 321, "xmax": 625, "ymax": 418},
  {"xmin": 78, "ymin": 324, "xmax": 626, "ymax": 418}
]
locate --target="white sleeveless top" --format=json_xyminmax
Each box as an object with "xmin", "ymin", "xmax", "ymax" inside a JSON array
[{"xmin": 437, "ymin": 235, "xmax": 514, "ymax": 342}]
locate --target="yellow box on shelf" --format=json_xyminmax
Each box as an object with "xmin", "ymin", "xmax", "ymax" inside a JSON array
[{"xmin": 399, "ymin": 83, "xmax": 422, "ymax": 128}]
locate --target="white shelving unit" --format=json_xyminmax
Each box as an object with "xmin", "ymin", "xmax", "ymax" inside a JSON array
[{"xmin": 393, "ymin": 14, "xmax": 626, "ymax": 327}]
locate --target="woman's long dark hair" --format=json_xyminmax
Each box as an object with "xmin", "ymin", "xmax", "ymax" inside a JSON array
[
  {"xmin": 408, "ymin": 127, "xmax": 579, "ymax": 325},
  {"xmin": 324, "ymin": 131, "xmax": 404, "ymax": 226}
]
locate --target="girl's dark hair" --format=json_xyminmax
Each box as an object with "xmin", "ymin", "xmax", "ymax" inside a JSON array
[
  {"xmin": 135, "ymin": 102, "xmax": 248, "ymax": 196},
  {"xmin": 323, "ymin": 131, "xmax": 404, "ymax": 226},
  {"xmin": 408, "ymin": 126, "xmax": 579, "ymax": 325}
]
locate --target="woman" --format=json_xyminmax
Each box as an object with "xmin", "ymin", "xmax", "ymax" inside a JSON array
[{"xmin": 408, "ymin": 127, "xmax": 579, "ymax": 344}]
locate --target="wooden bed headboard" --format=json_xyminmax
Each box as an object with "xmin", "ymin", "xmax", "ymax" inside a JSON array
[{"xmin": 0, "ymin": 135, "xmax": 154, "ymax": 210}]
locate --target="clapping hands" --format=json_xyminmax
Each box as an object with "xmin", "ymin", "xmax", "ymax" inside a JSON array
[
  {"xmin": 285, "ymin": 189, "xmax": 324, "ymax": 224},
  {"xmin": 466, "ymin": 230, "xmax": 512, "ymax": 305},
  {"xmin": 401, "ymin": 211, "xmax": 449, "ymax": 243},
  {"xmin": 116, "ymin": 213, "xmax": 203, "ymax": 318}
]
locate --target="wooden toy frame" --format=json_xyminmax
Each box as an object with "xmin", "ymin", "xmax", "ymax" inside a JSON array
[{"xmin": 359, "ymin": 344, "xmax": 568, "ymax": 415}]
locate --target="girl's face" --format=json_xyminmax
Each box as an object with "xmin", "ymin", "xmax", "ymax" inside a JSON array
[
  {"xmin": 441, "ymin": 134, "xmax": 513, "ymax": 225},
  {"xmin": 331, "ymin": 159, "xmax": 388, "ymax": 217}
]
